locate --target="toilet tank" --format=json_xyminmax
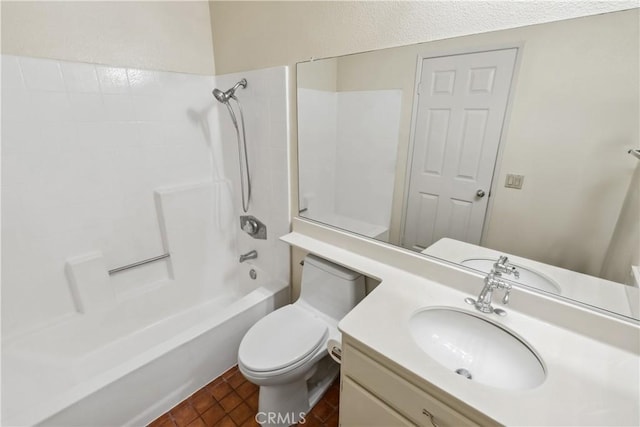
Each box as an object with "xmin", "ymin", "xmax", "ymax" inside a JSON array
[{"xmin": 299, "ymin": 254, "xmax": 366, "ymax": 321}]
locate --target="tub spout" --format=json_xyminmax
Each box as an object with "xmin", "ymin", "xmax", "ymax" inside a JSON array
[{"xmin": 240, "ymin": 250, "xmax": 258, "ymax": 263}]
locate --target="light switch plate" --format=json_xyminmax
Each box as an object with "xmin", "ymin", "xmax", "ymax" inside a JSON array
[{"xmin": 505, "ymin": 174, "xmax": 524, "ymax": 189}]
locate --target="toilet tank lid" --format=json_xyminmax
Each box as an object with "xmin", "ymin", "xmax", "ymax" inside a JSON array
[{"xmin": 305, "ymin": 254, "xmax": 362, "ymax": 281}]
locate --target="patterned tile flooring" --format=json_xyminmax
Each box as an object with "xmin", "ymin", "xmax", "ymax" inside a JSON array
[{"xmin": 148, "ymin": 366, "xmax": 340, "ymax": 427}]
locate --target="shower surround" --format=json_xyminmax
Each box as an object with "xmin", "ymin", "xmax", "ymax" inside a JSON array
[
  {"xmin": 297, "ymin": 88, "xmax": 401, "ymax": 240},
  {"xmin": 1, "ymin": 56, "xmax": 290, "ymax": 426}
]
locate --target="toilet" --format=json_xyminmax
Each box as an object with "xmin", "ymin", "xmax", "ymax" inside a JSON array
[{"xmin": 238, "ymin": 254, "xmax": 365, "ymax": 425}]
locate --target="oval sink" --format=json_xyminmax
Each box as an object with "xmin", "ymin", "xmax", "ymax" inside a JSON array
[
  {"xmin": 409, "ymin": 308, "xmax": 545, "ymax": 390},
  {"xmin": 461, "ymin": 258, "xmax": 561, "ymax": 294}
]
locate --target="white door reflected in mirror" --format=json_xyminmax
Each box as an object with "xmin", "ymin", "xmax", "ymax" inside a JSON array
[{"xmin": 402, "ymin": 48, "xmax": 517, "ymax": 251}]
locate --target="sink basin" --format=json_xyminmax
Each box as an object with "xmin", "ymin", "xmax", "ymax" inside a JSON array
[
  {"xmin": 409, "ymin": 308, "xmax": 545, "ymax": 390},
  {"xmin": 461, "ymin": 258, "xmax": 561, "ymax": 294}
]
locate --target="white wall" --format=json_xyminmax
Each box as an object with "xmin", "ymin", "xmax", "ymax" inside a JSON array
[
  {"xmin": 482, "ymin": 10, "xmax": 638, "ymax": 275},
  {"xmin": 297, "ymin": 58, "xmax": 337, "ymax": 92},
  {"xmin": 215, "ymin": 67, "xmax": 292, "ymax": 286},
  {"xmin": 1, "ymin": 55, "xmax": 215, "ymax": 337},
  {"xmin": 297, "ymin": 88, "xmax": 338, "ymax": 217},
  {"xmin": 1, "ymin": 56, "xmax": 290, "ymax": 339},
  {"xmin": 334, "ymin": 90, "xmax": 401, "ymax": 229},
  {"xmin": 1, "ymin": 1, "xmax": 295, "ymax": 339},
  {"xmin": 601, "ymin": 164, "xmax": 640, "ymax": 284},
  {"xmin": 1, "ymin": 1, "xmax": 215, "ymax": 74},
  {"xmin": 297, "ymin": 88, "xmax": 401, "ymax": 234}
]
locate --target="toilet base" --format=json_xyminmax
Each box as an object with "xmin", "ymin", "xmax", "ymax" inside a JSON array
[
  {"xmin": 256, "ymin": 356, "xmax": 339, "ymax": 426},
  {"xmin": 306, "ymin": 356, "xmax": 339, "ymax": 411}
]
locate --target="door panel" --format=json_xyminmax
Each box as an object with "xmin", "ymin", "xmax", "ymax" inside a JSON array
[
  {"xmin": 457, "ymin": 109, "xmax": 489, "ymax": 179},
  {"xmin": 448, "ymin": 198, "xmax": 473, "ymax": 241},
  {"xmin": 416, "ymin": 193, "xmax": 439, "ymax": 246},
  {"xmin": 423, "ymin": 109, "xmax": 450, "ymax": 175},
  {"xmin": 403, "ymin": 48, "xmax": 517, "ymax": 251}
]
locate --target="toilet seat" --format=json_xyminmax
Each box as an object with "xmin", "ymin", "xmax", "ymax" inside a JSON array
[{"xmin": 239, "ymin": 305, "xmax": 328, "ymax": 374}]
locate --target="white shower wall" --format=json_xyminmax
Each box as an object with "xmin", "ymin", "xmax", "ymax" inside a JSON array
[
  {"xmin": 297, "ymin": 88, "xmax": 338, "ymax": 216},
  {"xmin": 215, "ymin": 67, "xmax": 291, "ymax": 285},
  {"xmin": 1, "ymin": 55, "xmax": 290, "ymax": 339},
  {"xmin": 297, "ymin": 88, "xmax": 401, "ymax": 236},
  {"xmin": 334, "ymin": 90, "xmax": 401, "ymax": 229}
]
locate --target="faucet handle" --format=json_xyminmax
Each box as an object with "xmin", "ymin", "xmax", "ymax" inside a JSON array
[
  {"xmin": 491, "ymin": 276, "xmax": 512, "ymax": 304},
  {"xmin": 500, "ymin": 281, "xmax": 512, "ymax": 305},
  {"xmin": 242, "ymin": 218, "xmax": 258, "ymax": 235},
  {"xmin": 502, "ymin": 287, "xmax": 511, "ymax": 305}
]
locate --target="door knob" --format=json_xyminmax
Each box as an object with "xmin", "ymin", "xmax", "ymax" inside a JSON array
[{"xmin": 476, "ymin": 189, "xmax": 486, "ymax": 198}]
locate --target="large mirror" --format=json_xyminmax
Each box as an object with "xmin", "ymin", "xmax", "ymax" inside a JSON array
[{"xmin": 297, "ymin": 9, "xmax": 640, "ymax": 320}]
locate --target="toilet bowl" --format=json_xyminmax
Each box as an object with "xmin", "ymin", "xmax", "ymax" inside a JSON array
[{"xmin": 238, "ymin": 254, "xmax": 365, "ymax": 426}]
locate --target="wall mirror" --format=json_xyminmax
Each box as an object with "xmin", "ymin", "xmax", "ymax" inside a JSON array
[{"xmin": 296, "ymin": 9, "xmax": 639, "ymax": 321}]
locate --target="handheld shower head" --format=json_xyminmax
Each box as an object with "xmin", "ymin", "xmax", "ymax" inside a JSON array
[
  {"xmin": 212, "ymin": 88, "xmax": 227, "ymax": 103},
  {"xmin": 212, "ymin": 78, "xmax": 247, "ymax": 103},
  {"xmin": 212, "ymin": 78, "xmax": 252, "ymax": 213}
]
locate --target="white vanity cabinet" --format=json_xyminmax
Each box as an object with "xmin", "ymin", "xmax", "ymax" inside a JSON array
[{"xmin": 339, "ymin": 338, "xmax": 496, "ymax": 427}]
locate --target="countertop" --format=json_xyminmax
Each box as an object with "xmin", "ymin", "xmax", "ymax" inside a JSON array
[{"xmin": 339, "ymin": 275, "xmax": 639, "ymax": 426}]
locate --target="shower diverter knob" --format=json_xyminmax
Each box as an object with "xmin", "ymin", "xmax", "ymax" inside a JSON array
[
  {"xmin": 242, "ymin": 218, "xmax": 258, "ymax": 234},
  {"xmin": 240, "ymin": 215, "xmax": 267, "ymax": 239}
]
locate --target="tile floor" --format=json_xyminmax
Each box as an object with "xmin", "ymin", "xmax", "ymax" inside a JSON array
[{"xmin": 148, "ymin": 366, "xmax": 340, "ymax": 427}]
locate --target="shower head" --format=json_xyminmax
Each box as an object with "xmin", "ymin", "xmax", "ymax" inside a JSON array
[
  {"xmin": 212, "ymin": 88, "xmax": 227, "ymax": 103},
  {"xmin": 212, "ymin": 78, "xmax": 247, "ymax": 103}
]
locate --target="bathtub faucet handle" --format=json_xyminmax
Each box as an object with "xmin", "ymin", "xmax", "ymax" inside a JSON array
[
  {"xmin": 242, "ymin": 218, "xmax": 258, "ymax": 235},
  {"xmin": 240, "ymin": 215, "xmax": 267, "ymax": 239}
]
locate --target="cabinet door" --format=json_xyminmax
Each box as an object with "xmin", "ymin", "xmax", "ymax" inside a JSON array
[
  {"xmin": 343, "ymin": 343, "xmax": 485, "ymax": 426},
  {"xmin": 340, "ymin": 377, "xmax": 413, "ymax": 426}
]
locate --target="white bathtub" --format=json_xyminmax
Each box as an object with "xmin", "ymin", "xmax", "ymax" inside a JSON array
[{"xmin": 2, "ymin": 263, "xmax": 288, "ymax": 426}]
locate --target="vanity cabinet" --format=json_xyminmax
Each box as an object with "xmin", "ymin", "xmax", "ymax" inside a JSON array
[{"xmin": 339, "ymin": 339, "xmax": 490, "ymax": 427}]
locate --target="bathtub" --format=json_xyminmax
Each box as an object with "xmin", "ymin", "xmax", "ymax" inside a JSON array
[{"xmin": 2, "ymin": 262, "xmax": 288, "ymax": 426}]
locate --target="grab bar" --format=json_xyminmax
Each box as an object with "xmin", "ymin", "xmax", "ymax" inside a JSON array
[
  {"xmin": 108, "ymin": 253, "xmax": 170, "ymax": 275},
  {"xmin": 628, "ymin": 149, "xmax": 640, "ymax": 160}
]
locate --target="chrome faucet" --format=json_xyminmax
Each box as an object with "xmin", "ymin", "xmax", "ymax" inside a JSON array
[
  {"xmin": 475, "ymin": 271, "xmax": 511, "ymax": 313},
  {"xmin": 493, "ymin": 255, "xmax": 520, "ymax": 279},
  {"xmin": 465, "ymin": 268, "xmax": 512, "ymax": 316},
  {"xmin": 239, "ymin": 250, "xmax": 258, "ymax": 263}
]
